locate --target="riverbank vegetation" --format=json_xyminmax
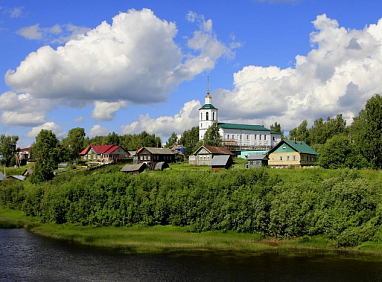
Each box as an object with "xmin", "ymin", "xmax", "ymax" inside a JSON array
[{"xmin": 2, "ymin": 166, "xmax": 382, "ymax": 253}]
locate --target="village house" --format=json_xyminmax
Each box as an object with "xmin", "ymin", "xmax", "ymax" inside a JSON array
[
  {"xmin": 135, "ymin": 147, "xmax": 175, "ymax": 164},
  {"xmin": 246, "ymin": 154, "xmax": 269, "ymax": 168},
  {"xmin": 79, "ymin": 145, "xmax": 128, "ymax": 163},
  {"xmin": 211, "ymin": 155, "xmax": 234, "ymax": 171},
  {"xmin": 190, "ymin": 145, "xmax": 234, "ymax": 166},
  {"xmin": 267, "ymin": 139, "xmax": 318, "ymax": 167}
]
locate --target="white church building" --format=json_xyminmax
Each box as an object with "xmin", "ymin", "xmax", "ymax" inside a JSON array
[{"xmin": 199, "ymin": 89, "xmax": 282, "ymax": 151}]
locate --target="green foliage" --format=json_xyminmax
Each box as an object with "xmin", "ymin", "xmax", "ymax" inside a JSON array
[
  {"xmin": 203, "ymin": 122, "xmax": 222, "ymax": 146},
  {"xmin": 0, "ymin": 134, "xmax": 19, "ymax": 167},
  {"xmin": 62, "ymin": 127, "xmax": 86, "ymax": 161},
  {"xmin": 319, "ymin": 135, "xmax": 357, "ymax": 169},
  {"xmin": 30, "ymin": 130, "xmax": 61, "ymax": 183},
  {"xmin": 270, "ymin": 122, "xmax": 284, "ymax": 138},
  {"xmin": 166, "ymin": 132, "xmax": 178, "ymax": 147}
]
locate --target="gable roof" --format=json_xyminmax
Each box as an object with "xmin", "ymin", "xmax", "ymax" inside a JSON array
[
  {"xmin": 247, "ymin": 154, "xmax": 269, "ymax": 161},
  {"xmin": 268, "ymin": 139, "xmax": 318, "ymax": 155},
  {"xmin": 218, "ymin": 123, "xmax": 270, "ymax": 132},
  {"xmin": 211, "ymin": 155, "xmax": 231, "ymax": 166},
  {"xmin": 79, "ymin": 145, "xmax": 124, "ymax": 155},
  {"xmin": 194, "ymin": 145, "xmax": 234, "ymax": 156},
  {"xmin": 200, "ymin": 104, "xmax": 217, "ymax": 110},
  {"xmin": 138, "ymin": 147, "xmax": 174, "ymax": 155}
]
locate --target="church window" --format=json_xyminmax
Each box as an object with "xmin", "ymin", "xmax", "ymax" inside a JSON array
[
  {"xmin": 212, "ymin": 112, "xmax": 215, "ymax": 120},
  {"xmin": 247, "ymin": 135, "xmax": 249, "ymax": 140},
  {"xmin": 259, "ymin": 135, "xmax": 261, "ymax": 140},
  {"xmin": 240, "ymin": 135, "xmax": 242, "ymax": 140},
  {"xmin": 264, "ymin": 135, "xmax": 267, "ymax": 140},
  {"xmin": 227, "ymin": 134, "xmax": 230, "ymax": 139},
  {"xmin": 201, "ymin": 113, "xmax": 203, "ymax": 120},
  {"xmin": 206, "ymin": 112, "xmax": 209, "ymax": 121}
]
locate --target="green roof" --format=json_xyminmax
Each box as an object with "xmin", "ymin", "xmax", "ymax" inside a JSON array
[
  {"xmin": 200, "ymin": 104, "xmax": 217, "ymax": 110},
  {"xmin": 218, "ymin": 123, "xmax": 270, "ymax": 131},
  {"xmin": 271, "ymin": 139, "xmax": 318, "ymax": 155}
]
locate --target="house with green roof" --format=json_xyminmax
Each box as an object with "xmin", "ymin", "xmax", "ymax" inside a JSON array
[
  {"xmin": 267, "ymin": 139, "xmax": 318, "ymax": 167},
  {"xmin": 198, "ymin": 83, "xmax": 281, "ymax": 150}
]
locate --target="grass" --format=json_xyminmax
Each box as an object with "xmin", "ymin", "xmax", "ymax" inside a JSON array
[{"xmin": 2, "ymin": 207, "xmax": 382, "ymax": 259}]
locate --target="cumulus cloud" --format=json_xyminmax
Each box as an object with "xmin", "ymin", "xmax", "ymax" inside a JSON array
[
  {"xmin": 89, "ymin": 125, "xmax": 110, "ymax": 137},
  {"xmin": 4, "ymin": 9, "xmax": 232, "ymax": 128},
  {"xmin": 26, "ymin": 122, "xmax": 66, "ymax": 139},
  {"xmin": 213, "ymin": 14, "xmax": 382, "ymax": 130},
  {"xmin": 121, "ymin": 100, "xmax": 201, "ymax": 137},
  {"xmin": 0, "ymin": 91, "xmax": 53, "ymax": 126},
  {"xmin": 91, "ymin": 101, "xmax": 127, "ymax": 121}
]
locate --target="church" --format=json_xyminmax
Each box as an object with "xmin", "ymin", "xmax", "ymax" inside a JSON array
[{"xmin": 199, "ymin": 87, "xmax": 281, "ymax": 152}]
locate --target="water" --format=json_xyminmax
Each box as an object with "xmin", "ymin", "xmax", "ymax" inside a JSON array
[{"xmin": 1, "ymin": 229, "xmax": 382, "ymax": 281}]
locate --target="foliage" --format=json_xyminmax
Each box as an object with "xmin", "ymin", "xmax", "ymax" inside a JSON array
[
  {"xmin": 203, "ymin": 122, "xmax": 222, "ymax": 146},
  {"xmin": 270, "ymin": 122, "xmax": 284, "ymax": 138},
  {"xmin": 62, "ymin": 127, "xmax": 86, "ymax": 161},
  {"xmin": 318, "ymin": 135, "xmax": 357, "ymax": 169},
  {"xmin": 179, "ymin": 126, "xmax": 200, "ymax": 156},
  {"xmin": 30, "ymin": 130, "xmax": 61, "ymax": 183},
  {"xmin": 166, "ymin": 132, "xmax": 178, "ymax": 147},
  {"xmin": 0, "ymin": 135, "xmax": 19, "ymax": 167}
]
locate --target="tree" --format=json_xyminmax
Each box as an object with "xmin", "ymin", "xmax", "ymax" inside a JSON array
[
  {"xmin": 203, "ymin": 122, "xmax": 222, "ymax": 146},
  {"xmin": 179, "ymin": 126, "xmax": 200, "ymax": 156},
  {"xmin": 289, "ymin": 120, "xmax": 309, "ymax": 143},
  {"xmin": 270, "ymin": 122, "xmax": 284, "ymax": 138},
  {"xmin": 106, "ymin": 132, "xmax": 120, "ymax": 145},
  {"xmin": 30, "ymin": 130, "xmax": 61, "ymax": 183},
  {"xmin": 318, "ymin": 135, "xmax": 354, "ymax": 169},
  {"xmin": 62, "ymin": 127, "xmax": 86, "ymax": 161},
  {"xmin": 0, "ymin": 135, "xmax": 19, "ymax": 167},
  {"xmin": 351, "ymin": 94, "xmax": 382, "ymax": 169},
  {"xmin": 166, "ymin": 132, "xmax": 178, "ymax": 147}
]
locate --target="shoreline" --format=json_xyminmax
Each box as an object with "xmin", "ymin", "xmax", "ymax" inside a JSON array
[{"xmin": 1, "ymin": 207, "xmax": 382, "ymax": 260}]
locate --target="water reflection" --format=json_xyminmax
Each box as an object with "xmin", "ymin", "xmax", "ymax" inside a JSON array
[{"xmin": 1, "ymin": 228, "xmax": 382, "ymax": 281}]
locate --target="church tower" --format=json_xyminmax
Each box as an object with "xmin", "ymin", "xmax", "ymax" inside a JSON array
[{"xmin": 199, "ymin": 78, "xmax": 218, "ymax": 140}]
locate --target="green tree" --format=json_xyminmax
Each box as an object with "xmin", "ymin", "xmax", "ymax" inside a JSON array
[
  {"xmin": 30, "ymin": 130, "xmax": 61, "ymax": 183},
  {"xmin": 0, "ymin": 135, "xmax": 19, "ymax": 167},
  {"xmin": 351, "ymin": 94, "xmax": 382, "ymax": 168},
  {"xmin": 106, "ymin": 132, "xmax": 120, "ymax": 145},
  {"xmin": 166, "ymin": 132, "xmax": 178, "ymax": 147},
  {"xmin": 179, "ymin": 126, "xmax": 200, "ymax": 156},
  {"xmin": 203, "ymin": 122, "xmax": 222, "ymax": 146},
  {"xmin": 270, "ymin": 122, "xmax": 284, "ymax": 138},
  {"xmin": 289, "ymin": 120, "xmax": 309, "ymax": 144},
  {"xmin": 62, "ymin": 127, "xmax": 86, "ymax": 161},
  {"xmin": 319, "ymin": 135, "xmax": 354, "ymax": 169}
]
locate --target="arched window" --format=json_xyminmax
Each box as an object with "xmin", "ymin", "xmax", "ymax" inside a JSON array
[
  {"xmin": 212, "ymin": 112, "xmax": 215, "ymax": 120},
  {"xmin": 206, "ymin": 112, "xmax": 209, "ymax": 121},
  {"xmin": 201, "ymin": 113, "xmax": 203, "ymax": 120}
]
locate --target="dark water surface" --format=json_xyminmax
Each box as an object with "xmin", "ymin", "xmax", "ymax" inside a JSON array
[{"xmin": 1, "ymin": 229, "xmax": 382, "ymax": 281}]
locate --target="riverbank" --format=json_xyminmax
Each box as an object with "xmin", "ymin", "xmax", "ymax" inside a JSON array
[{"xmin": 2, "ymin": 207, "xmax": 382, "ymax": 259}]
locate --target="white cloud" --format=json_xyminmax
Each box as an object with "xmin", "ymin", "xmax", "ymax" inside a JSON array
[
  {"xmin": 74, "ymin": 116, "xmax": 84, "ymax": 123},
  {"xmin": 26, "ymin": 122, "xmax": 66, "ymax": 139},
  {"xmin": 5, "ymin": 9, "xmax": 232, "ymax": 127},
  {"xmin": 0, "ymin": 6, "xmax": 24, "ymax": 18},
  {"xmin": 0, "ymin": 91, "xmax": 53, "ymax": 126},
  {"xmin": 17, "ymin": 24, "xmax": 43, "ymax": 40},
  {"xmin": 91, "ymin": 101, "xmax": 127, "ymax": 121},
  {"xmin": 213, "ymin": 14, "xmax": 382, "ymax": 130},
  {"xmin": 121, "ymin": 100, "xmax": 201, "ymax": 137},
  {"xmin": 89, "ymin": 125, "xmax": 110, "ymax": 137}
]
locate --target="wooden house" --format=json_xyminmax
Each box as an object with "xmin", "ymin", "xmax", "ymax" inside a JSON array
[
  {"xmin": 268, "ymin": 139, "xmax": 318, "ymax": 167},
  {"xmin": 190, "ymin": 145, "xmax": 234, "ymax": 166},
  {"xmin": 246, "ymin": 154, "xmax": 268, "ymax": 168},
  {"xmin": 135, "ymin": 147, "xmax": 175, "ymax": 164},
  {"xmin": 80, "ymin": 145, "xmax": 128, "ymax": 163},
  {"xmin": 211, "ymin": 155, "xmax": 233, "ymax": 170}
]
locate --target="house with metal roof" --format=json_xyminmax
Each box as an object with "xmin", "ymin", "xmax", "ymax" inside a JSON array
[
  {"xmin": 121, "ymin": 163, "xmax": 147, "ymax": 174},
  {"xmin": 198, "ymin": 85, "xmax": 281, "ymax": 151},
  {"xmin": 267, "ymin": 139, "xmax": 318, "ymax": 167},
  {"xmin": 246, "ymin": 154, "xmax": 269, "ymax": 168},
  {"xmin": 190, "ymin": 145, "xmax": 234, "ymax": 166},
  {"xmin": 211, "ymin": 155, "xmax": 234, "ymax": 171},
  {"xmin": 135, "ymin": 147, "xmax": 175, "ymax": 164},
  {"xmin": 79, "ymin": 145, "xmax": 128, "ymax": 163}
]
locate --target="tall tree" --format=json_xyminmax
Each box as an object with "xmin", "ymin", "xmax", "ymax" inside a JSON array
[
  {"xmin": 289, "ymin": 120, "xmax": 309, "ymax": 143},
  {"xmin": 203, "ymin": 122, "xmax": 222, "ymax": 147},
  {"xmin": 318, "ymin": 135, "xmax": 356, "ymax": 169},
  {"xmin": 351, "ymin": 94, "xmax": 382, "ymax": 168},
  {"xmin": 179, "ymin": 126, "xmax": 199, "ymax": 156},
  {"xmin": 270, "ymin": 122, "xmax": 284, "ymax": 138},
  {"xmin": 0, "ymin": 135, "xmax": 19, "ymax": 167},
  {"xmin": 106, "ymin": 132, "xmax": 120, "ymax": 145},
  {"xmin": 166, "ymin": 132, "xmax": 178, "ymax": 147},
  {"xmin": 30, "ymin": 130, "xmax": 61, "ymax": 183},
  {"xmin": 62, "ymin": 127, "xmax": 86, "ymax": 161}
]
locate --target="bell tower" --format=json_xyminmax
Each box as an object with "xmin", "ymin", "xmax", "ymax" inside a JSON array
[{"xmin": 199, "ymin": 77, "xmax": 218, "ymax": 140}]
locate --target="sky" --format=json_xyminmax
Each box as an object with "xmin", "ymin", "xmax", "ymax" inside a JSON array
[{"xmin": 1, "ymin": 0, "xmax": 382, "ymax": 148}]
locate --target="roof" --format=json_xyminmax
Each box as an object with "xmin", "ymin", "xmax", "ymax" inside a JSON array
[
  {"xmin": 199, "ymin": 104, "xmax": 217, "ymax": 110},
  {"xmin": 211, "ymin": 155, "xmax": 231, "ymax": 166},
  {"xmin": 269, "ymin": 139, "xmax": 318, "ymax": 155},
  {"xmin": 218, "ymin": 123, "xmax": 271, "ymax": 131},
  {"xmin": 154, "ymin": 162, "xmax": 169, "ymax": 170},
  {"xmin": 80, "ymin": 145, "xmax": 123, "ymax": 155},
  {"xmin": 8, "ymin": 175, "xmax": 26, "ymax": 181},
  {"xmin": 140, "ymin": 147, "xmax": 174, "ymax": 155},
  {"xmin": 19, "ymin": 147, "xmax": 30, "ymax": 152},
  {"xmin": 247, "ymin": 154, "xmax": 268, "ymax": 161},
  {"xmin": 121, "ymin": 163, "xmax": 147, "ymax": 172},
  {"xmin": 194, "ymin": 145, "xmax": 234, "ymax": 156}
]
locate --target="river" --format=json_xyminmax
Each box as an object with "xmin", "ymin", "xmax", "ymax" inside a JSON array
[{"xmin": 1, "ymin": 229, "xmax": 382, "ymax": 281}]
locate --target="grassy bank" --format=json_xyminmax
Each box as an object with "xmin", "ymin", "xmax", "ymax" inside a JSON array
[{"xmin": 2, "ymin": 207, "xmax": 382, "ymax": 259}]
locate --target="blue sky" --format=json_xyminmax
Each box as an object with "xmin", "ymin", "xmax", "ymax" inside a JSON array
[{"xmin": 1, "ymin": 0, "xmax": 382, "ymax": 148}]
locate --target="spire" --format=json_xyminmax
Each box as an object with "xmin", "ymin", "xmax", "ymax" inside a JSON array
[{"xmin": 205, "ymin": 76, "xmax": 211, "ymax": 104}]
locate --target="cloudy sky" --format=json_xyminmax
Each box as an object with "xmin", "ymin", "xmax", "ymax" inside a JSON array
[{"xmin": 1, "ymin": 0, "xmax": 382, "ymax": 147}]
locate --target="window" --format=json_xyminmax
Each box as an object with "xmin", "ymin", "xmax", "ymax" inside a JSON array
[
  {"xmin": 259, "ymin": 135, "xmax": 261, "ymax": 140},
  {"xmin": 200, "ymin": 123, "xmax": 202, "ymax": 128},
  {"xmin": 293, "ymin": 155, "xmax": 296, "ymax": 161},
  {"xmin": 206, "ymin": 112, "xmax": 209, "ymax": 121},
  {"xmin": 287, "ymin": 156, "xmax": 290, "ymax": 161},
  {"xmin": 201, "ymin": 113, "xmax": 203, "ymax": 120},
  {"xmin": 227, "ymin": 134, "xmax": 230, "ymax": 139},
  {"xmin": 264, "ymin": 135, "xmax": 267, "ymax": 140},
  {"xmin": 280, "ymin": 156, "xmax": 283, "ymax": 161},
  {"xmin": 247, "ymin": 135, "xmax": 249, "ymax": 140},
  {"xmin": 240, "ymin": 135, "xmax": 242, "ymax": 140},
  {"xmin": 212, "ymin": 112, "xmax": 215, "ymax": 120}
]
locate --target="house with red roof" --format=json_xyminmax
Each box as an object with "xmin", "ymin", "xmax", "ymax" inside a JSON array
[{"xmin": 79, "ymin": 145, "xmax": 128, "ymax": 163}]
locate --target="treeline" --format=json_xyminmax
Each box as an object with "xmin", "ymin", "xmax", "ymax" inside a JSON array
[
  {"xmin": 288, "ymin": 94, "xmax": 382, "ymax": 169},
  {"xmin": 1, "ymin": 167, "xmax": 381, "ymax": 247}
]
